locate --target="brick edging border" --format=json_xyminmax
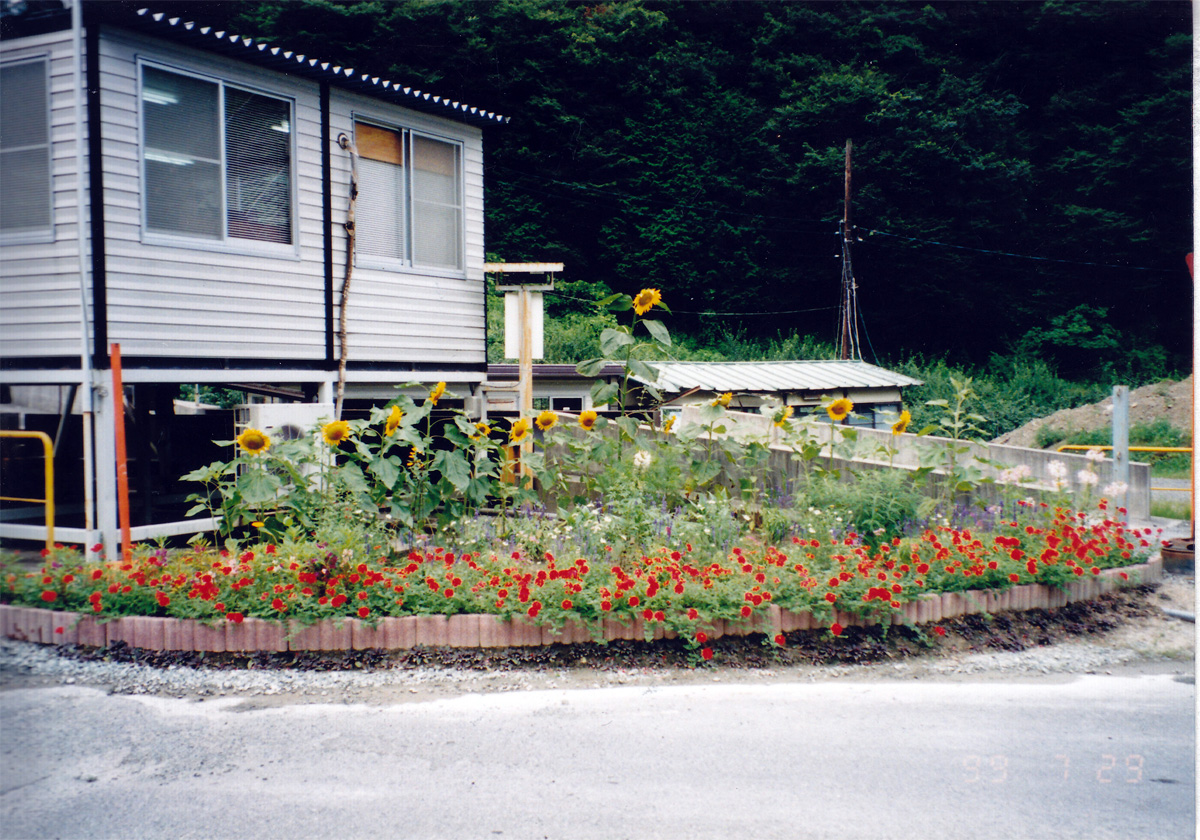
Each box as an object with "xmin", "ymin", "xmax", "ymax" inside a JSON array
[{"xmin": 0, "ymin": 558, "xmax": 1162, "ymax": 652}]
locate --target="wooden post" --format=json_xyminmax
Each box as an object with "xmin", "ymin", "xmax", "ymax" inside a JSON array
[{"xmin": 111, "ymin": 344, "xmax": 132, "ymax": 563}]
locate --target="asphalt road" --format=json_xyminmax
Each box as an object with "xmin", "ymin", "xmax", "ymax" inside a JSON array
[{"xmin": 0, "ymin": 673, "xmax": 1194, "ymax": 840}]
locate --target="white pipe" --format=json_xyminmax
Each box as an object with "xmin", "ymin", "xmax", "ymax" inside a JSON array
[{"xmin": 71, "ymin": 0, "xmax": 96, "ymax": 535}]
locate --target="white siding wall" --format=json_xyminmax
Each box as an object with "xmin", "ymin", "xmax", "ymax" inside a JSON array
[
  {"xmin": 98, "ymin": 29, "xmax": 326, "ymax": 360},
  {"xmin": 2, "ymin": 25, "xmax": 488, "ymax": 371},
  {"xmin": 329, "ymin": 89, "xmax": 486, "ymax": 366},
  {"xmin": 0, "ymin": 29, "xmax": 89, "ymax": 359}
]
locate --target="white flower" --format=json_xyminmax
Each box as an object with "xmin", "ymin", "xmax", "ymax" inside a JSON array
[
  {"xmin": 1085, "ymin": 448, "xmax": 1107, "ymax": 463},
  {"xmin": 633, "ymin": 450, "xmax": 653, "ymax": 470},
  {"xmin": 999, "ymin": 464, "xmax": 1033, "ymax": 484},
  {"xmin": 1076, "ymin": 469, "xmax": 1099, "ymax": 486},
  {"xmin": 1103, "ymin": 481, "xmax": 1129, "ymax": 497},
  {"xmin": 1047, "ymin": 460, "xmax": 1068, "ymax": 480}
]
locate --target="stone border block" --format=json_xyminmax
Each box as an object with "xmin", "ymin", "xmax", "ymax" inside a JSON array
[
  {"xmin": 414, "ymin": 615, "xmax": 449, "ymax": 647},
  {"xmin": 447, "ymin": 614, "xmax": 481, "ymax": 648}
]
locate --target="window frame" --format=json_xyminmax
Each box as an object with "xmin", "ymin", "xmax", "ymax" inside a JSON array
[
  {"xmin": 137, "ymin": 59, "xmax": 299, "ymax": 258},
  {"xmin": 351, "ymin": 114, "xmax": 466, "ymax": 278},
  {"xmin": 0, "ymin": 54, "xmax": 54, "ymax": 245}
]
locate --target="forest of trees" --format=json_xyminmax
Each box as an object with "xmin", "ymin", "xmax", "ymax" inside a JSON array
[{"xmin": 155, "ymin": 0, "xmax": 1192, "ymax": 381}]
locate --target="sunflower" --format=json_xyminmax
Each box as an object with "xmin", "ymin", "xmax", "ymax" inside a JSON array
[
  {"xmin": 662, "ymin": 414, "xmax": 675, "ymax": 434},
  {"xmin": 826, "ymin": 397, "xmax": 854, "ymax": 423},
  {"xmin": 472, "ymin": 421, "xmax": 491, "ymax": 440},
  {"xmin": 509, "ymin": 417, "xmax": 531, "ymax": 444},
  {"xmin": 578, "ymin": 410, "xmax": 599, "ymax": 431},
  {"xmin": 712, "ymin": 392, "xmax": 733, "ymax": 407},
  {"xmin": 891, "ymin": 409, "xmax": 911, "ymax": 436},
  {"xmin": 773, "ymin": 405, "xmax": 794, "ymax": 427},
  {"xmin": 322, "ymin": 420, "xmax": 352, "ymax": 446},
  {"xmin": 428, "ymin": 381, "xmax": 446, "ymax": 405},
  {"xmin": 236, "ymin": 428, "xmax": 270, "ymax": 455},
  {"xmin": 631, "ymin": 288, "xmax": 662, "ymax": 316},
  {"xmin": 384, "ymin": 405, "xmax": 404, "ymax": 437},
  {"xmin": 535, "ymin": 409, "xmax": 558, "ymax": 432}
]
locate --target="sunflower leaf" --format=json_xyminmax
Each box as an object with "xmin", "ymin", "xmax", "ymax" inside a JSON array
[
  {"xmin": 641, "ymin": 318, "xmax": 671, "ymax": 346},
  {"xmin": 600, "ymin": 328, "xmax": 635, "ymax": 356}
]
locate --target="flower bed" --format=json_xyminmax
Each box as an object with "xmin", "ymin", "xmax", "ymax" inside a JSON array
[
  {"xmin": 0, "ymin": 557, "xmax": 1163, "ymax": 653},
  {"xmin": 1, "ymin": 504, "xmax": 1164, "ymax": 661}
]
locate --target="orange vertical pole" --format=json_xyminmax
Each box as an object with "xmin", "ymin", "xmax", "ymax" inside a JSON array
[{"xmin": 111, "ymin": 343, "xmax": 132, "ymax": 563}]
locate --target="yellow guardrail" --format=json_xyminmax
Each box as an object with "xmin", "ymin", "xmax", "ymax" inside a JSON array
[
  {"xmin": 1055, "ymin": 444, "xmax": 1192, "ymax": 493},
  {"xmin": 0, "ymin": 430, "xmax": 55, "ymax": 549}
]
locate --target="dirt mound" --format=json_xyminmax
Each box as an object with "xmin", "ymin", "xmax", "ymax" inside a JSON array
[{"xmin": 993, "ymin": 376, "xmax": 1193, "ymax": 449}]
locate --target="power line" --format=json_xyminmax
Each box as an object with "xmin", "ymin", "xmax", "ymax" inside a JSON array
[
  {"xmin": 542, "ymin": 288, "xmax": 837, "ymax": 317},
  {"xmin": 860, "ymin": 226, "xmax": 1175, "ymax": 272}
]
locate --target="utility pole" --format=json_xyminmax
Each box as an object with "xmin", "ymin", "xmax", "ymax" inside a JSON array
[{"xmin": 838, "ymin": 139, "xmax": 860, "ymax": 361}]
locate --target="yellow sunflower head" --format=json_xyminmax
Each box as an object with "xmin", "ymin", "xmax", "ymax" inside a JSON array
[
  {"xmin": 472, "ymin": 421, "xmax": 491, "ymax": 440},
  {"xmin": 662, "ymin": 415, "xmax": 675, "ymax": 435},
  {"xmin": 826, "ymin": 397, "xmax": 854, "ymax": 423},
  {"xmin": 509, "ymin": 417, "xmax": 531, "ymax": 444},
  {"xmin": 535, "ymin": 409, "xmax": 558, "ymax": 432},
  {"xmin": 631, "ymin": 288, "xmax": 662, "ymax": 316},
  {"xmin": 891, "ymin": 409, "xmax": 912, "ymax": 436},
  {"xmin": 322, "ymin": 420, "xmax": 352, "ymax": 446},
  {"xmin": 384, "ymin": 405, "xmax": 404, "ymax": 437},
  {"xmin": 773, "ymin": 405, "xmax": 794, "ymax": 428},
  {"xmin": 428, "ymin": 381, "xmax": 446, "ymax": 405},
  {"xmin": 579, "ymin": 410, "xmax": 599, "ymax": 431},
  {"xmin": 236, "ymin": 428, "xmax": 270, "ymax": 455},
  {"xmin": 712, "ymin": 392, "xmax": 733, "ymax": 407}
]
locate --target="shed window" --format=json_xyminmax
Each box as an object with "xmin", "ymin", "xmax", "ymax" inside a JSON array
[
  {"xmin": 355, "ymin": 121, "xmax": 463, "ymax": 271},
  {"xmin": 0, "ymin": 57, "xmax": 52, "ymax": 240},
  {"xmin": 141, "ymin": 65, "xmax": 292, "ymax": 245}
]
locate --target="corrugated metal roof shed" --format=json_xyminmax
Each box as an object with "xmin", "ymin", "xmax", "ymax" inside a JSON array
[
  {"xmin": 636, "ymin": 360, "xmax": 923, "ymax": 393},
  {"xmin": 85, "ymin": 6, "xmax": 508, "ymax": 128}
]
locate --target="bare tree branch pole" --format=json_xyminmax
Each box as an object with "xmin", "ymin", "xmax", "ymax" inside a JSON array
[{"xmin": 335, "ymin": 132, "xmax": 359, "ymax": 419}]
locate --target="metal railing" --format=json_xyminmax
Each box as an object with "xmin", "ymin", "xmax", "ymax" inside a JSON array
[
  {"xmin": 1055, "ymin": 444, "xmax": 1192, "ymax": 495},
  {"xmin": 0, "ymin": 430, "xmax": 55, "ymax": 549}
]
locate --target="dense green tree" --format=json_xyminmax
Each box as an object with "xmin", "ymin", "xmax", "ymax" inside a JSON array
[{"xmin": 166, "ymin": 0, "xmax": 1190, "ymax": 375}]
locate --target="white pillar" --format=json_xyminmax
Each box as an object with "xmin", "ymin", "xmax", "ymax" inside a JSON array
[{"xmin": 91, "ymin": 369, "xmax": 119, "ymax": 557}]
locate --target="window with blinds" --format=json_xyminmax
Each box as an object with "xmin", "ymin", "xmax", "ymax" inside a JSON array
[
  {"xmin": 355, "ymin": 121, "xmax": 463, "ymax": 272},
  {"xmin": 0, "ymin": 57, "xmax": 52, "ymax": 240},
  {"xmin": 141, "ymin": 65, "xmax": 293, "ymax": 246}
]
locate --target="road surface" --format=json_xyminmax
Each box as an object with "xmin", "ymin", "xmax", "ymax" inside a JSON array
[{"xmin": 1, "ymin": 673, "xmax": 1194, "ymax": 840}]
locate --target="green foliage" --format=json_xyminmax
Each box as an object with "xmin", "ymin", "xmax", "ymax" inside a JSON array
[
  {"xmin": 1038, "ymin": 418, "xmax": 1192, "ymax": 477},
  {"xmin": 804, "ymin": 471, "xmax": 923, "ymax": 549},
  {"xmin": 223, "ymin": 0, "xmax": 1190, "ymax": 373}
]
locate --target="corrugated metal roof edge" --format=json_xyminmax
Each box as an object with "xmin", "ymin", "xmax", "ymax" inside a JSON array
[
  {"xmin": 87, "ymin": 5, "xmax": 508, "ymax": 128},
  {"xmin": 636, "ymin": 360, "xmax": 924, "ymax": 390}
]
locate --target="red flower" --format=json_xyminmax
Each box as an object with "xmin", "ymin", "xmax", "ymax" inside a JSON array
[
  {"xmin": 156, "ymin": 591, "xmax": 171, "ymax": 608},
  {"xmin": 561, "ymin": 599, "xmax": 572, "ymax": 610},
  {"xmin": 226, "ymin": 612, "xmax": 244, "ymax": 623},
  {"xmin": 357, "ymin": 591, "xmax": 368, "ymax": 600},
  {"xmin": 331, "ymin": 594, "xmax": 347, "ymax": 608},
  {"xmin": 774, "ymin": 634, "xmax": 786, "ymax": 646},
  {"xmin": 357, "ymin": 606, "xmax": 370, "ymax": 618},
  {"xmin": 695, "ymin": 632, "xmax": 708, "ymax": 644},
  {"xmin": 825, "ymin": 592, "xmax": 837, "ymax": 604},
  {"xmin": 687, "ymin": 608, "xmax": 699, "ymax": 620},
  {"xmin": 1009, "ymin": 573, "xmax": 1020, "ymax": 583},
  {"xmin": 271, "ymin": 597, "xmax": 286, "ymax": 611},
  {"xmin": 628, "ymin": 596, "xmax": 640, "ymax": 607},
  {"xmin": 933, "ymin": 626, "xmax": 946, "ymax": 637},
  {"xmin": 40, "ymin": 590, "xmax": 57, "ymax": 603},
  {"xmin": 91, "ymin": 569, "xmax": 103, "ymax": 580},
  {"xmin": 643, "ymin": 608, "xmax": 655, "ymax": 620},
  {"xmin": 830, "ymin": 623, "xmax": 844, "ymax": 637},
  {"xmin": 54, "ymin": 626, "xmax": 64, "ymax": 634},
  {"xmin": 740, "ymin": 605, "xmax": 752, "ymax": 618},
  {"xmin": 701, "ymin": 647, "xmax": 713, "ymax": 661}
]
